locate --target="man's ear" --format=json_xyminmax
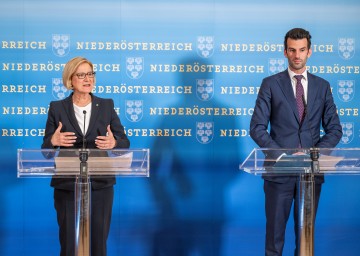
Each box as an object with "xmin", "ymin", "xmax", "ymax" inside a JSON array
[{"xmin": 307, "ymin": 48, "xmax": 312, "ymax": 58}]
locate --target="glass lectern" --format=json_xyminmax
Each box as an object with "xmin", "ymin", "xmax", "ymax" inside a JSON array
[
  {"xmin": 240, "ymin": 148, "xmax": 360, "ymax": 256},
  {"xmin": 17, "ymin": 148, "xmax": 150, "ymax": 256}
]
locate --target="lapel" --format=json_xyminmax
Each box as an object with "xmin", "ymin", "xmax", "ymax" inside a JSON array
[
  {"xmin": 87, "ymin": 94, "xmax": 101, "ymax": 136},
  {"xmin": 276, "ymin": 71, "xmax": 301, "ymax": 124},
  {"xmin": 62, "ymin": 94, "xmax": 83, "ymax": 135},
  {"xmin": 306, "ymin": 72, "xmax": 318, "ymax": 119},
  {"xmin": 61, "ymin": 93, "xmax": 102, "ymax": 136}
]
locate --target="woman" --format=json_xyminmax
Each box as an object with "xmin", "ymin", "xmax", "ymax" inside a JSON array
[{"xmin": 42, "ymin": 56, "xmax": 130, "ymax": 256}]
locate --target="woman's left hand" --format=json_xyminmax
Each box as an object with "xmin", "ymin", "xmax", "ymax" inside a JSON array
[{"xmin": 95, "ymin": 125, "xmax": 117, "ymax": 149}]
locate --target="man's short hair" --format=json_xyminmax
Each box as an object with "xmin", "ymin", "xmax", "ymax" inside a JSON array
[{"xmin": 284, "ymin": 28, "xmax": 312, "ymax": 50}]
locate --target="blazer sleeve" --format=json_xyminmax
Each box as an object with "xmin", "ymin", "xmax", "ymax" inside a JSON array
[
  {"xmin": 41, "ymin": 101, "xmax": 58, "ymax": 149},
  {"xmin": 314, "ymin": 81, "xmax": 343, "ymax": 148},
  {"xmin": 107, "ymin": 99, "xmax": 130, "ymax": 149},
  {"xmin": 250, "ymin": 78, "xmax": 281, "ymax": 149}
]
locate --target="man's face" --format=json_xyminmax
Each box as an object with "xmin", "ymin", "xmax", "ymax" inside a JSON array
[{"xmin": 284, "ymin": 38, "xmax": 312, "ymax": 74}]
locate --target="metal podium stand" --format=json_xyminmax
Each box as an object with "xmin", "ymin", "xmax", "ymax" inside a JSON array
[
  {"xmin": 240, "ymin": 148, "xmax": 360, "ymax": 256},
  {"xmin": 17, "ymin": 148, "xmax": 150, "ymax": 256}
]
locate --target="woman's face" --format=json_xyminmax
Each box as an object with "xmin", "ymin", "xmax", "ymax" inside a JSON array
[{"xmin": 71, "ymin": 62, "xmax": 95, "ymax": 94}]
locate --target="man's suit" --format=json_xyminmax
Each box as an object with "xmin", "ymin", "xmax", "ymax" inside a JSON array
[
  {"xmin": 42, "ymin": 93, "xmax": 130, "ymax": 256},
  {"xmin": 250, "ymin": 70, "xmax": 342, "ymax": 255}
]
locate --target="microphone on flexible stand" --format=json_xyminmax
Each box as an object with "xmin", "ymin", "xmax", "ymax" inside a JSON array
[
  {"xmin": 79, "ymin": 110, "xmax": 88, "ymax": 175},
  {"xmin": 302, "ymin": 95, "xmax": 320, "ymax": 175},
  {"xmin": 82, "ymin": 110, "xmax": 87, "ymax": 150},
  {"xmin": 302, "ymin": 95, "xmax": 307, "ymax": 118},
  {"xmin": 302, "ymin": 94, "xmax": 314, "ymax": 148}
]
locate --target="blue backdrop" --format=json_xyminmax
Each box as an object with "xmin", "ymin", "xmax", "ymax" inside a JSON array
[{"xmin": 1, "ymin": 0, "xmax": 360, "ymax": 255}]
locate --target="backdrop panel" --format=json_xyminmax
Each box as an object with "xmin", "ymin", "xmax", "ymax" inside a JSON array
[{"xmin": 1, "ymin": 0, "xmax": 360, "ymax": 255}]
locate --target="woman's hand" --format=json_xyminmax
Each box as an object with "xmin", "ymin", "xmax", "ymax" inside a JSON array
[
  {"xmin": 51, "ymin": 122, "xmax": 77, "ymax": 147},
  {"xmin": 95, "ymin": 125, "xmax": 117, "ymax": 149}
]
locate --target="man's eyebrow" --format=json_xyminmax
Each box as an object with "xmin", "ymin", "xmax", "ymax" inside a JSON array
[{"xmin": 287, "ymin": 47, "xmax": 307, "ymax": 50}]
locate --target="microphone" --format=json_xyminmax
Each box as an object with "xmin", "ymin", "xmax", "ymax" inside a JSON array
[
  {"xmin": 79, "ymin": 110, "xmax": 89, "ymax": 164},
  {"xmin": 302, "ymin": 94, "xmax": 314, "ymax": 147},
  {"xmin": 82, "ymin": 110, "xmax": 87, "ymax": 150},
  {"xmin": 79, "ymin": 110, "xmax": 89, "ymax": 177}
]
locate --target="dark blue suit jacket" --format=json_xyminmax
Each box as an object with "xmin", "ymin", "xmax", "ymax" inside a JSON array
[
  {"xmin": 42, "ymin": 93, "xmax": 130, "ymax": 190},
  {"xmin": 250, "ymin": 70, "xmax": 342, "ymax": 183}
]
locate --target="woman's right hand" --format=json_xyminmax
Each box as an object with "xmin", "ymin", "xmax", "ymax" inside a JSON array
[{"xmin": 51, "ymin": 122, "xmax": 77, "ymax": 147}]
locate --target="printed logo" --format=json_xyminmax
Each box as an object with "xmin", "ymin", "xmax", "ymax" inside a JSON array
[
  {"xmin": 337, "ymin": 80, "xmax": 355, "ymax": 102},
  {"xmin": 338, "ymin": 38, "xmax": 355, "ymax": 60},
  {"xmin": 196, "ymin": 79, "xmax": 214, "ymax": 101},
  {"xmin": 126, "ymin": 57, "xmax": 144, "ymax": 79},
  {"xmin": 196, "ymin": 122, "xmax": 214, "ymax": 144},
  {"xmin": 268, "ymin": 58, "xmax": 286, "ymax": 75},
  {"xmin": 125, "ymin": 100, "xmax": 143, "ymax": 122},
  {"xmin": 196, "ymin": 36, "xmax": 214, "ymax": 58},
  {"xmin": 52, "ymin": 34, "xmax": 70, "ymax": 57},
  {"xmin": 340, "ymin": 122, "xmax": 354, "ymax": 144},
  {"xmin": 52, "ymin": 78, "xmax": 70, "ymax": 100}
]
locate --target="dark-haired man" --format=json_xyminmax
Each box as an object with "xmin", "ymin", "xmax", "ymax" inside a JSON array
[{"xmin": 250, "ymin": 28, "xmax": 342, "ymax": 255}]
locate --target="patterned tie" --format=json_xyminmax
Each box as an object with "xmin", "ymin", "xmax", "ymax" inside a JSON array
[{"xmin": 294, "ymin": 75, "xmax": 305, "ymax": 122}]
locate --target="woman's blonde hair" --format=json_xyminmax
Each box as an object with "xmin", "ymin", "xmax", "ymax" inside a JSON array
[{"xmin": 62, "ymin": 57, "xmax": 95, "ymax": 90}]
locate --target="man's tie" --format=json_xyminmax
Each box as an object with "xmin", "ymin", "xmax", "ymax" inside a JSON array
[{"xmin": 294, "ymin": 75, "xmax": 305, "ymax": 122}]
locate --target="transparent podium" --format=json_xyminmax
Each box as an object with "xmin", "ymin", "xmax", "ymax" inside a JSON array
[
  {"xmin": 17, "ymin": 148, "xmax": 150, "ymax": 256},
  {"xmin": 240, "ymin": 148, "xmax": 360, "ymax": 256}
]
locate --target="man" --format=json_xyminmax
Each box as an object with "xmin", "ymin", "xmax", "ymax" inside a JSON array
[{"xmin": 250, "ymin": 28, "xmax": 342, "ymax": 255}]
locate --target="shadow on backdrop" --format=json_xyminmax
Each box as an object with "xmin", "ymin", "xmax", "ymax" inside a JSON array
[
  {"xmin": 0, "ymin": 137, "xmax": 25, "ymax": 255},
  {"xmin": 149, "ymin": 55, "xmax": 241, "ymax": 256}
]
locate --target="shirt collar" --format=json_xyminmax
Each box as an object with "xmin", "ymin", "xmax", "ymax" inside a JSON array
[{"xmin": 288, "ymin": 68, "xmax": 308, "ymax": 81}]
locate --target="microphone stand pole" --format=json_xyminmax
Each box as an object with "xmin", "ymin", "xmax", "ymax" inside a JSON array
[
  {"xmin": 297, "ymin": 148, "xmax": 319, "ymax": 256},
  {"xmin": 75, "ymin": 112, "xmax": 91, "ymax": 256}
]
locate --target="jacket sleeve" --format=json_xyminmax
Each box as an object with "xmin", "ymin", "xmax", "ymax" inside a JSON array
[
  {"xmin": 41, "ymin": 101, "xmax": 58, "ymax": 149},
  {"xmin": 315, "ymin": 82, "xmax": 343, "ymax": 148},
  {"xmin": 250, "ymin": 78, "xmax": 281, "ymax": 149},
  {"xmin": 108, "ymin": 99, "xmax": 130, "ymax": 149}
]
